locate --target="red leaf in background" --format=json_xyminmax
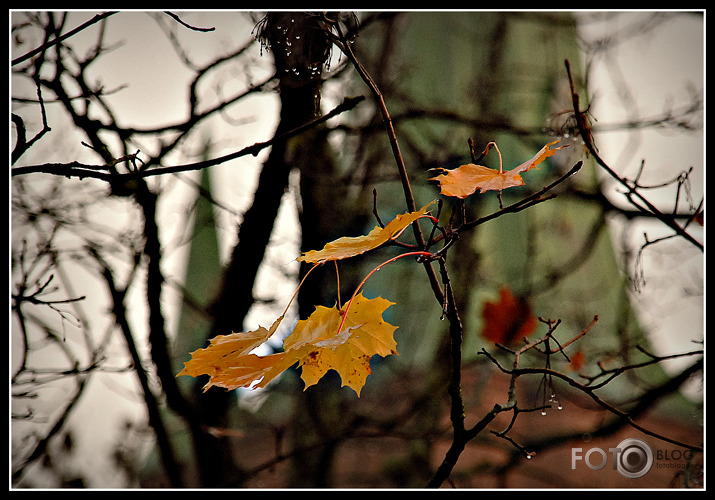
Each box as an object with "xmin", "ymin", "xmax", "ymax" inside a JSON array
[
  {"xmin": 568, "ymin": 350, "xmax": 586, "ymax": 371},
  {"xmin": 481, "ymin": 285, "xmax": 537, "ymax": 346}
]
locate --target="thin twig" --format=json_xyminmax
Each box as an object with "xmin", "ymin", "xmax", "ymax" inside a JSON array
[
  {"xmin": 163, "ymin": 11, "xmax": 215, "ymax": 32},
  {"xmin": 12, "ymin": 12, "xmax": 118, "ymax": 66}
]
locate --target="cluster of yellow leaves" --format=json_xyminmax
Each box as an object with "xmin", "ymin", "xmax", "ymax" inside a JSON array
[
  {"xmin": 179, "ymin": 204, "xmax": 437, "ymax": 396},
  {"xmin": 430, "ymin": 140, "xmax": 567, "ymax": 199},
  {"xmin": 177, "ymin": 293, "xmax": 398, "ymax": 396}
]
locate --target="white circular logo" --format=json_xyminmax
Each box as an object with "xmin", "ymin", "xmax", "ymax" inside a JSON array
[{"xmin": 615, "ymin": 438, "xmax": 653, "ymax": 478}]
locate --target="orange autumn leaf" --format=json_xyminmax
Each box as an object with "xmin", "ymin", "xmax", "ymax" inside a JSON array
[
  {"xmin": 430, "ymin": 140, "xmax": 567, "ymax": 199},
  {"xmin": 177, "ymin": 293, "xmax": 398, "ymax": 396},
  {"xmin": 297, "ymin": 202, "xmax": 436, "ymax": 263},
  {"xmin": 481, "ymin": 285, "xmax": 537, "ymax": 346},
  {"xmin": 176, "ymin": 314, "xmax": 300, "ymax": 392},
  {"xmin": 175, "ymin": 315, "xmax": 285, "ymax": 384}
]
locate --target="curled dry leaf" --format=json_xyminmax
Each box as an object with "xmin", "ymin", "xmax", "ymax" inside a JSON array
[
  {"xmin": 430, "ymin": 140, "xmax": 568, "ymax": 199},
  {"xmin": 297, "ymin": 201, "xmax": 436, "ymax": 263},
  {"xmin": 177, "ymin": 293, "xmax": 398, "ymax": 396},
  {"xmin": 176, "ymin": 315, "xmax": 297, "ymax": 392}
]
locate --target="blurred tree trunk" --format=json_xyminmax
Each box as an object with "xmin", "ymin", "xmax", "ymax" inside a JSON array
[{"xmin": 198, "ymin": 12, "xmax": 341, "ymax": 487}]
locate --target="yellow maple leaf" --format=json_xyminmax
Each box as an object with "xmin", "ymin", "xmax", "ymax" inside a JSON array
[
  {"xmin": 429, "ymin": 140, "xmax": 567, "ymax": 199},
  {"xmin": 285, "ymin": 293, "xmax": 398, "ymax": 395},
  {"xmin": 177, "ymin": 294, "xmax": 398, "ymax": 396},
  {"xmin": 297, "ymin": 202, "xmax": 436, "ymax": 263}
]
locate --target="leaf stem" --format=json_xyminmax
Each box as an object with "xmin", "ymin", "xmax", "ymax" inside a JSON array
[
  {"xmin": 492, "ymin": 142, "xmax": 503, "ymax": 173},
  {"xmin": 334, "ymin": 260, "xmax": 342, "ymax": 309},
  {"xmin": 283, "ymin": 262, "xmax": 321, "ymax": 318},
  {"xmin": 336, "ymin": 251, "xmax": 432, "ymax": 336}
]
